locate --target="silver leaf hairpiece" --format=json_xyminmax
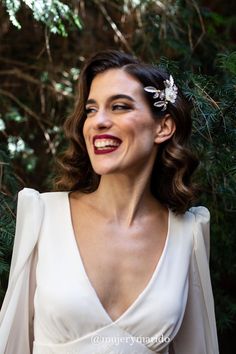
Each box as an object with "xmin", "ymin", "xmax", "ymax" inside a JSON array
[{"xmin": 144, "ymin": 75, "xmax": 178, "ymax": 111}]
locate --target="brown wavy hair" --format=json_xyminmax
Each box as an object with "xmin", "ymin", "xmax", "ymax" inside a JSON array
[{"xmin": 53, "ymin": 49, "xmax": 201, "ymax": 214}]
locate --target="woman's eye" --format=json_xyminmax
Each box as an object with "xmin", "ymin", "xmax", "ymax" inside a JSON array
[
  {"xmin": 85, "ymin": 107, "xmax": 96, "ymax": 115},
  {"xmin": 112, "ymin": 104, "xmax": 130, "ymax": 111}
]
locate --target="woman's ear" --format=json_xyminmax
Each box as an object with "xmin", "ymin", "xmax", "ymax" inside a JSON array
[{"xmin": 154, "ymin": 114, "xmax": 176, "ymax": 144}]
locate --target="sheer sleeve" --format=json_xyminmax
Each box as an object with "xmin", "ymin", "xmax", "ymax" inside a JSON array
[
  {"xmin": 170, "ymin": 206, "xmax": 219, "ymax": 354},
  {"xmin": 0, "ymin": 188, "xmax": 44, "ymax": 354}
]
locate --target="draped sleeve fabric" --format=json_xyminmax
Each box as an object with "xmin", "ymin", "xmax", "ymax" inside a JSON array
[
  {"xmin": 0, "ymin": 188, "xmax": 44, "ymax": 354},
  {"xmin": 170, "ymin": 206, "xmax": 219, "ymax": 354}
]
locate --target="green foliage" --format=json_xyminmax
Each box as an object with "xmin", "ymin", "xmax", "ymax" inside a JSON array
[
  {"xmin": 1, "ymin": 0, "xmax": 82, "ymax": 36},
  {"xmin": 159, "ymin": 51, "xmax": 236, "ymax": 345},
  {"xmin": 217, "ymin": 52, "xmax": 236, "ymax": 75},
  {"xmin": 0, "ymin": 190, "xmax": 15, "ymax": 298},
  {"xmin": 0, "ymin": 145, "xmax": 20, "ymax": 301}
]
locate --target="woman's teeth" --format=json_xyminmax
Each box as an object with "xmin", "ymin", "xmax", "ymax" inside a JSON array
[{"xmin": 94, "ymin": 139, "xmax": 120, "ymax": 148}]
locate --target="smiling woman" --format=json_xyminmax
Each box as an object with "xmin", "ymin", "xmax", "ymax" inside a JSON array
[
  {"xmin": 83, "ymin": 68, "xmax": 169, "ymax": 178},
  {"xmin": 54, "ymin": 50, "xmax": 198, "ymax": 214},
  {"xmin": 0, "ymin": 50, "xmax": 219, "ymax": 354}
]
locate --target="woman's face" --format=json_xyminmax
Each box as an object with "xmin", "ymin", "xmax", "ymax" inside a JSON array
[{"xmin": 83, "ymin": 68, "xmax": 161, "ymax": 176}]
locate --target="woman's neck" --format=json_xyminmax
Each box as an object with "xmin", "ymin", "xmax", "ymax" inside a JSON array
[{"xmin": 92, "ymin": 172, "xmax": 161, "ymax": 227}]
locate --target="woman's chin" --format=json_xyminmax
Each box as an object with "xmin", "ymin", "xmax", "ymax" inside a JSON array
[{"xmin": 92, "ymin": 164, "xmax": 122, "ymax": 176}]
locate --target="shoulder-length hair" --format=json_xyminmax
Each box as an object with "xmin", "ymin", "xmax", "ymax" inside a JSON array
[{"xmin": 53, "ymin": 49, "xmax": 200, "ymax": 214}]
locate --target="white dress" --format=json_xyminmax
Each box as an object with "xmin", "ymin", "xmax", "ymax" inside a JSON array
[{"xmin": 0, "ymin": 188, "xmax": 219, "ymax": 354}]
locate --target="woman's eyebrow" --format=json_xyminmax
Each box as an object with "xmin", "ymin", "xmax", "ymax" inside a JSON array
[
  {"xmin": 109, "ymin": 94, "xmax": 135, "ymax": 102},
  {"xmin": 86, "ymin": 98, "xmax": 96, "ymax": 106},
  {"xmin": 86, "ymin": 94, "xmax": 135, "ymax": 106}
]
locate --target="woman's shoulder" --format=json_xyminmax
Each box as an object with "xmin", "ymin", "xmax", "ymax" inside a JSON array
[
  {"xmin": 187, "ymin": 205, "xmax": 210, "ymax": 234},
  {"xmin": 17, "ymin": 188, "xmax": 70, "ymax": 212},
  {"xmin": 171, "ymin": 205, "xmax": 211, "ymax": 256},
  {"xmin": 186, "ymin": 205, "xmax": 211, "ymax": 259},
  {"xmin": 187, "ymin": 205, "xmax": 210, "ymax": 221},
  {"xmin": 185, "ymin": 205, "xmax": 211, "ymax": 234},
  {"xmin": 172, "ymin": 205, "xmax": 210, "ymax": 227},
  {"xmin": 18, "ymin": 187, "xmax": 69, "ymax": 198},
  {"xmin": 16, "ymin": 188, "xmax": 43, "ymax": 211}
]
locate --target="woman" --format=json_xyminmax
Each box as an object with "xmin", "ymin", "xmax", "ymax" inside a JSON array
[{"xmin": 0, "ymin": 50, "xmax": 219, "ymax": 354}]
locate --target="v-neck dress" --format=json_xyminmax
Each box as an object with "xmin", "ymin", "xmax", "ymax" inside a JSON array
[{"xmin": 0, "ymin": 188, "xmax": 219, "ymax": 354}]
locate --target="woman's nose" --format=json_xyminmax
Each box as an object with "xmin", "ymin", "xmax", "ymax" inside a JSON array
[{"xmin": 93, "ymin": 110, "xmax": 112, "ymax": 130}]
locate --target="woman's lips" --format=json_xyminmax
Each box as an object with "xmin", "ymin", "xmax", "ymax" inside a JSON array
[
  {"xmin": 94, "ymin": 146, "xmax": 120, "ymax": 155},
  {"xmin": 93, "ymin": 134, "xmax": 122, "ymax": 155}
]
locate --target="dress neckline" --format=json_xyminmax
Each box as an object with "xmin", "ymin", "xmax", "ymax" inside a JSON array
[{"xmin": 65, "ymin": 191, "xmax": 172, "ymax": 324}]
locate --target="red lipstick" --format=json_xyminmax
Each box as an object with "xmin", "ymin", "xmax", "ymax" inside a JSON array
[
  {"xmin": 93, "ymin": 134, "xmax": 122, "ymax": 155},
  {"xmin": 93, "ymin": 134, "xmax": 122, "ymax": 144}
]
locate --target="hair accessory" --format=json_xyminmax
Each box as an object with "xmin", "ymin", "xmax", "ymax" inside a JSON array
[{"xmin": 144, "ymin": 75, "xmax": 178, "ymax": 111}]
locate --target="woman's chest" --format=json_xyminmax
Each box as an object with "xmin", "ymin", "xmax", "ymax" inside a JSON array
[
  {"xmin": 34, "ymin": 200, "xmax": 194, "ymax": 348},
  {"xmin": 36, "ymin": 206, "xmax": 192, "ymax": 319},
  {"xmin": 71, "ymin": 210, "xmax": 169, "ymax": 317}
]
